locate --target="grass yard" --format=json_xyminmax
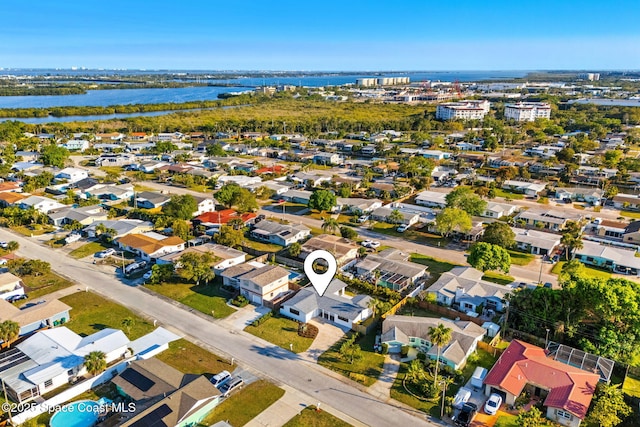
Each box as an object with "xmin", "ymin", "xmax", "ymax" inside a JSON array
[
  {"xmin": 495, "ymin": 414, "xmax": 519, "ymax": 427},
  {"xmin": 372, "ymin": 223, "xmax": 449, "ymax": 247},
  {"xmin": 243, "ymin": 238, "xmax": 283, "ymax": 253},
  {"xmin": 390, "ymin": 363, "xmax": 441, "ymax": 417},
  {"xmin": 507, "ymin": 250, "xmax": 534, "ymax": 266},
  {"xmin": 396, "ymin": 305, "xmax": 441, "ymax": 318},
  {"xmin": 200, "ymin": 380, "xmax": 285, "ymax": 427},
  {"xmin": 461, "ymin": 349, "xmax": 499, "ymax": 383},
  {"xmin": 10, "ymin": 225, "xmax": 54, "ymax": 236},
  {"xmin": 317, "ymin": 331, "xmax": 384, "ymax": 387},
  {"xmin": 308, "ymin": 212, "xmax": 353, "ymax": 224},
  {"xmin": 410, "ymin": 253, "xmax": 461, "ymax": 285},
  {"xmin": 551, "ymin": 261, "xmax": 612, "ymax": 279},
  {"xmin": 283, "ymin": 406, "xmax": 353, "ymax": 427},
  {"xmin": 492, "ymin": 188, "xmax": 524, "ymax": 200},
  {"xmin": 482, "ymin": 271, "xmax": 515, "ymax": 285},
  {"xmin": 60, "ymin": 291, "xmax": 154, "ymax": 340},
  {"xmin": 623, "ymin": 375, "xmax": 640, "ymax": 398},
  {"xmin": 156, "ymin": 339, "xmax": 232, "ymax": 376},
  {"xmin": 280, "ymin": 203, "xmax": 309, "ymax": 214},
  {"xmin": 621, "ymin": 210, "xmax": 640, "ymax": 219},
  {"xmin": 68, "ymin": 241, "xmax": 110, "ymax": 259},
  {"xmin": 145, "ymin": 280, "xmax": 236, "ymax": 319},
  {"xmin": 133, "ymin": 184, "xmax": 155, "ymax": 192},
  {"xmin": 20, "ymin": 271, "xmax": 74, "ymax": 301},
  {"xmin": 245, "ymin": 315, "xmax": 315, "ymax": 353}
]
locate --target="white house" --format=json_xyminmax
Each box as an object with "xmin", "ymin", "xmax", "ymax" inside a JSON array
[
  {"xmin": 415, "ymin": 190, "xmax": 448, "ymax": 208},
  {"xmin": 502, "ymin": 180, "xmax": 546, "ymax": 196},
  {"xmin": 116, "ymin": 232, "xmax": 185, "ymax": 261},
  {"xmin": 222, "ymin": 263, "xmax": 290, "ymax": 305},
  {"xmin": 58, "ymin": 139, "xmax": 90, "ymax": 151},
  {"xmin": 512, "ymin": 228, "xmax": 561, "ymax": 256},
  {"xmin": 482, "ymin": 202, "xmax": 518, "ymax": 219},
  {"xmin": 217, "ymin": 175, "xmax": 262, "ymax": 188},
  {"xmin": 156, "ymin": 243, "xmax": 246, "ymax": 273},
  {"xmin": 280, "ymin": 278, "xmax": 371, "ymax": 329},
  {"xmin": 193, "ymin": 196, "xmax": 216, "ymax": 216},
  {"xmin": 18, "ymin": 196, "xmax": 67, "ymax": 213},
  {"xmin": 55, "ymin": 167, "xmax": 89, "ymax": 183},
  {"xmin": 250, "ymin": 220, "xmax": 311, "ymax": 247},
  {"xmin": 0, "ymin": 272, "xmax": 25, "ymax": 302}
]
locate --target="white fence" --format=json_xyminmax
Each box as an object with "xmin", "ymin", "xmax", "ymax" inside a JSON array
[{"xmin": 12, "ymin": 358, "xmax": 132, "ymax": 425}]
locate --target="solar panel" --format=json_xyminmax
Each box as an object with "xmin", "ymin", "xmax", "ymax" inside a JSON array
[
  {"xmin": 120, "ymin": 368, "xmax": 156, "ymax": 392},
  {"xmin": 129, "ymin": 404, "xmax": 172, "ymax": 427},
  {"xmin": 0, "ymin": 348, "xmax": 30, "ymax": 374}
]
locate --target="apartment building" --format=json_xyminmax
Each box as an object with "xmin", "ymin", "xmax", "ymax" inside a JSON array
[
  {"xmin": 435, "ymin": 100, "xmax": 490, "ymax": 121},
  {"xmin": 504, "ymin": 102, "xmax": 552, "ymax": 122}
]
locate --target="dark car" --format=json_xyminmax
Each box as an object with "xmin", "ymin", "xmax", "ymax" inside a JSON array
[
  {"xmin": 454, "ymin": 402, "xmax": 478, "ymax": 427},
  {"xmin": 8, "ymin": 294, "xmax": 28, "ymax": 303}
]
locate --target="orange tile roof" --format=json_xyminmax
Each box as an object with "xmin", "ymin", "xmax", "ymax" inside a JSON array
[
  {"xmin": 0, "ymin": 192, "xmax": 27, "ymax": 204},
  {"xmin": 484, "ymin": 340, "xmax": 599, "ymax": 419},
  {"xmin": 256, "ymin": 165, "xmax": 287, "ymax": 174},
  {"xmin": 194, "ymin": 209, "xmax": 256, "ymax": 225},
  {"xmin": 118, "ymin": 234, "xmax": 185, "ymax": 255},
  {"xmin": 0, "ymin": 182, "xmax": 20, "ymax": 192}
]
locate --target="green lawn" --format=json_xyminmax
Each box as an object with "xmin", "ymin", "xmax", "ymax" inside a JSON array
[
  {"xmin": 145, "ymin": 280, "xmax": 236, "ymax": 319},
  {"xmin": 396, "ymin": 305, "xmax": 441, "ymax": 318},
  {"xmin": 243, "ymin": 238, "xmax": 283, "ymax": 253},
  {"xmin": 551, "ymin": 261, "xmax": 612, "ymax": 279},
  {"xmin": 318, "ymin": 331, "xmax": 385, "ymax": 387},
  {"xmin": 372, "ymin": 223, "xmax": 449, "ymax": 247},
  {"xmin": 10, "ymin": 225, "xmax": 54, "ymax": 236},
  {"xmin": 390, "ymin": 363, "xmax": 441, "ymax": 417},
  {"xmin": 200, "ymin": 380, "xmax": 285, "ymax": 426},
  {"xmin": 69, "ymin": 241, "xmax": 110, "ymax": 259},
  {"xmin": 493, "ymin": 188, "xmax": 524, "ymax": 200},
  {"xmin": 60, "ymin": 291, "xmax": 155, "ymax": 340},
  {"xmin": 20, "ymin": 271, "xmax": 74, "ymax": 301},
  {"xmin": 245, "ymin": 315, "xmax": 316, "ymax": 353},
  {"xmin": 482, "ymin": 271, "xmax": 515, "ymax": 285},
  {"xmin": 283, "ymin": 406, "xmax": 353, "ymax": 427},
  {"xmin": 621, "ymin": 210, "xmax": 640, "ymax": 219},
  {"xmin": 495, "ymin": 414, "xmax": 519, "ymax": 427},
  {"xmin": 507, "ymin": 250, "xmax": 534, "ymax": 266},
  {"xmin": 156, "ymin": 339, "xmax": 232, "ymax": 376},
  {"xmin": 461, "ymin": 349, "xmax": 499, "ymax": 383},
  {"xmin": 410, "ymin": 253, "xmax": 461, "ymax": 285}
]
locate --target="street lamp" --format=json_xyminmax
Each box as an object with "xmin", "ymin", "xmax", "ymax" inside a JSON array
[
  {"xmin": 545, "ymin": 328, "xmax": 550, "ymax": 348},
  {"xmin": 538, "ymin": 255, "xmax": 544, "ymax": 284}
]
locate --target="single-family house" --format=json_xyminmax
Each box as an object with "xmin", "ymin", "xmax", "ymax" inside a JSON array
[
  {"xmin": 291, "ymin": 172, "xmax": 332, "ymax": 188},
  {"xmin": 612, "ymin": 193, "xmax": 640, "ymax": 210},
  {"xmin": 0, "ymin": 298, "xmax": 71, "ymax": 338},
  {"xmin": 0, "ymin": 191, "xmax": 27, "ymax": 207},
  {"xmin": 516, "ymin": 208, "xmax": 583, "ymax": 232},
  {"xmin": 95, "ymin": 153, "xmax": 136, "ymax": 167},
  {"xmin": 48, "ymin": 205, "xmax": 108, "ymax": 227},
  {"xmin": 0, "ymin": 327, "xmax": 129, "ymax": 403},
  {"xmin": 415, "ymin": 190, "xmax": 448, "ymax": 209},
  {"xmin": 217, "ymin": 175, "xmax": 262, "ymax": 188},
  {"xmin": 250, "ymin": 220, "xmax": 311, "ymax": 247},
  {"xmin": 502, "ymin": 180, "xmax": 546, "ymax": 196},
  {"xmin": 573, "ymin": 240, "xmax": 640, "ymax": 275},
  {"xmin": 484, "ymin": 340, "xmax": 600, "ymax": 427},
  {"xmin": 353, "ymin": 249, "xmax": 427, "ymax": 291},
  {"xmin": 300, "ymin": 235, "xmax": 359, "ymax": 265},
  {"xmin": 370, "ymin": 205, "xmax": 420, "ymax": 226},
  {"xmin": 84, "ymin": 219, "xmax": 154, "ymax": 239},
  {"xmin": 623, "ymin": 221, "xmax": 640, "ymax": 244},
  {"xmin": 135, "ymin": 191, "xmax": 171, "ymax": 209},
  {"xmin": 55, "ymin": 167, "xmax": 89, "ymax": 183},
  {"xmin": 247, "ymin": 180, "xmax": 291, "ymax": 196},
  {"xmin": 428, "ymin": 267, "xmax": 510, "ymax": 314},
  {"xmin": 381, "ymin": 316, "xmax": 485, "ymax": 370},
  {"xmin": 334, "ymin": 197, "xmax": 383, "ymax": 214},
  {"xmin": 18, "ymin": 196, "xmax": 67, "ymax": 213},
  {"xmin": 58, "ymin": 139, "xmax": 89, "ymax": 151},
  {"xmin": 192, "ymin": 209, "xmax": 257, "ymax": 231},
  {"xmin": 482, "ymin": 202, "xmax": 518, "ymax": 219},
  {"xmin": 512, "ymin": 228, "xmax": 561, "ymax": 256},
  {"xmin": 554, "ymin": 187, "xmax": 603, "ymax": 205},
  {"xmin": 421, "ymin": 150, "xmax": 451, "ymax": 160},
  {"xmin": 222, "ymin": 262, "xmax": 290, "ymax": 305},
  {"xmin": 157, "ymin": 243, "xmax": 246, "ymax": 273},
  {"xmin": 139, "ymin": 161, "xmax": 169, "ymax": 173},
  {"xmin": 0, "ymin": 181, "xmax": 22, "ymax": 193},
  {"xmin": 0, "ymin": 272, "xmax": 25, "ymax": 301},
  {"xmin": 314, "ymin": 152, "xmax": 343, "ymax": 165},
  {"xmin": 591, "ymin": 219, "xmax": 627, "ymax": 241},
  {"xmin": 280, "ymin": 189, "xmax": 313, "ymax": 205},
  {"xmin": 281, "ymin": 278, "xmax": 371, "ymax": 329},
  {"xmin": 431, "ymin": 166, "xmax": 458, "ymax": 182},
  {"xmin": 117, "ymin": 232, "xmax": 185, "ymax": 261},
  {"xmin": 193, "ymin": 196, "xmax": 216, "ymax": 216},
  {"xmin": 86, "ymin": 183, "xmax": 135, "ymax": 202}
]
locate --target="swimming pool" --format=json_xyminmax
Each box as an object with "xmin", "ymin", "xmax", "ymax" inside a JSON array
[{"xmin": 49, "ymin": 398, "xmax": 110, "ymax": 427}]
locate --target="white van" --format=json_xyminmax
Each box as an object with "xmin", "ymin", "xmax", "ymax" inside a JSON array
[
  {"xmin": 471, "ymin": 367, "xmax": 488, "ymax": 390},
  {"xmin": 452, "ymin": 387, "xmax": 472, "ymax": 409}
]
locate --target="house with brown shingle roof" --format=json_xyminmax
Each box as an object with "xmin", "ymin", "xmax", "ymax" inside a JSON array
[
  {"xmin": 0, "ymin": 191, "xmax": 28, "ymax": 207},
  {"xmin": 116, "ymin": 232, "xmax": 185, "ymax": 261},
  {"xmin": 0, "ymin": 298, "xmax": 71, "ymax": 338},
  {"xmin": 484, "ymin": 340, "xmax": 600, "ymax": 427}
]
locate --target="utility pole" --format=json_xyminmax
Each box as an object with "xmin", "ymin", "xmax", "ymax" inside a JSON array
[{"xmin": 2, "ymin": 378, "xmax": 14, "ymax": 425}]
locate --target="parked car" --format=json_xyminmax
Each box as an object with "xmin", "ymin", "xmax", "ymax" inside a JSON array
[
  {"xmin": 7, "ymin": 294, "xmax": 28, "ymax": 303},
  {"xmin": 357, "ymin": 215, "xmax": 370, "ymax": 223},
  {"xmin": 65, "ymin": 233, "xmax": 81, "ymax": 244},
  {"xmin": 142, "ymin": 271, "xmax": 153, "ymax": 281},
  {"xmin": 124, "ymin": 261, "xmax": 147, "ymax": 275},
  {"xmin": 452, "ymin": 387, "xmax": 472, "ymax": 410},
  {"xmin": 454, "ymin": 402, "xmax": 478, "ymax": 427},
  {"xmin": 396, "ymin": 224, "xmax": 410, "ymax": 233},
  {"xmin": 484, "ymin": 393, "xmax": 503, "ymax": 415},
  {"xmin": 95, "ymin": 248, "xmax": 116, "ymax": 258},
  {"xmin": 0, "ymin": 241, "xmax": 8, "ymax": 249},
  {"xmin": 218, "ymin": 376, "xmax": 243, "ymax": 396},
  {"xmin": 210, "ymin": 370, "xmax": 232, "ymax": 388}
]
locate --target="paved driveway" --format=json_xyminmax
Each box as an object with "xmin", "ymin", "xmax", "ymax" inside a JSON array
[
  {"xmin": 222, "ymin": 304, "xmax": 271, "ymax": 331},
  {"xmin": 300, "ymin": 319, "xmax": 349, "ymax": 362}
]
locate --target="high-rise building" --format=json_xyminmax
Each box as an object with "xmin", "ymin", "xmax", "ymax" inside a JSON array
[
  {"xmin": 504, "ymin": 102, "xmax": 552, "ymax": 122},
  {"xmin": 435, "ymin": 100, "xmax": 491, "ymax": 121}
]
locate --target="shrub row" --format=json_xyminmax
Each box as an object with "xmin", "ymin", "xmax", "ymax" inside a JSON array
[{"xmin": 251, "ymin": 310, "xmax": 273, "ymax": 327}]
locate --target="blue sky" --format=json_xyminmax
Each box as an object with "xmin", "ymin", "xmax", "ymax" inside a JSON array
[{"xmin": 1, "ymin": 0, "xmax": 639, "ymax": 70}]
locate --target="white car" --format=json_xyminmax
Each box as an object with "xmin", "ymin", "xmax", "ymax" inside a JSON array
[
  {"xmin": 0, "ymin": 241, "xmax": 8, "ymax": 249},
  {"xmin": 396, "ymin": 224, "xmax": 410, "ymax": 233},
  {"xmin": 484, "ymin": 393, "xmax": 503, "ymax": 415},
  {"xmin": 210, "ymin": 370, "xmax": 232, "ymax": 388},
  {"xmin": 142, "ymin": 271, "xmax": 153, "ymax": 280},
  {"xmin": 95, "ymin": 248, "xmax": 116, "ymax": 258},
  {"xmin": 361, "ymin": 240, "xmax": 380, "ymax": 249},
  {"xmin": 357, "ymin": 215, "xmax": 369, "ymax": 223}
]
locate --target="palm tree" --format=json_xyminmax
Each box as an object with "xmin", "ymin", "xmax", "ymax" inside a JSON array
[
  {"xmin": 429, "ymin": 323, "xmax": 452, "ymax": 387},
  {"xmin": 6, "ymin": 241, "xmax": 19, "ymax": 252},
  {"xmin": 0, "ymin": 320, "xmax": 20, "ymax": 349},
  {"xmin": 84, "ymin": 351, "xmax": 107, "ymax": 377},
  {"xmin": 406, "ymin": 359, "xmax": 425, "ymax": 385},
  {"xmin": 321, "ymin": 217, "xmax": 340, "ymax": 235},
  {"xmin": 121, "ymin": 317, "xmax": 134, "ymax": 335},
  {"xmin": 367, "ymin": 298, "xmax": 379, "ymax": 317}
]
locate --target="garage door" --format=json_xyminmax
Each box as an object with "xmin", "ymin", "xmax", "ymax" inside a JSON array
[
  {"xmin": 387, "ymin": 343, "xmax": 402, "ymax": 353},
  {"xmin": 251, "ymin": 294, "xmax": 262, "ymax": 305}
]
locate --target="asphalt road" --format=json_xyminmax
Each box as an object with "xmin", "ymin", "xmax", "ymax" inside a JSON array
[{"xmin": 1, "ymin": 228, "xmax": 437, "ymax": 427}]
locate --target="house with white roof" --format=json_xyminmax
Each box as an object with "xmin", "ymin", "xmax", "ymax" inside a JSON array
[
  {"xmin": 334, "ymin": 197, "xmax": 383, "ymax": 214},
  {"xmin": 250, "ymin": 220, "xmax": 311, "ymax": 247},
  {"xmin": 415, "ymin": 190, "xmax": 448, "ymax": 208},
  {"xmin": 156, "ymin": 243, "xmax": 246, "ymax": 274},
  {"xmin": 18, "ymin": 196, "xmax": 67, "ymax": 213},
  {"xmin": 280, "ymin": 278, "xmax": 371, "ymax": 329},
  {"xmin": 573, "ymin": 240, "xmax": 640, "ymax": 275},
  {"xmin": 482, "ymin": 201, "xmax": 518, "ymax": 219},
  {"xmin": 58, "ymin": 139, "xmax": 90, "ymax": 151},
  {"xmin": 512, "ymin": 228, "xmax": 561, "ymax": 255},
  {"xmin": 381, "ymin": 316, "xmax": 485, "ymax": 370},
  {"xmin": 502, "ymin": 180, "xmax": 546, "ymax": 196},
  {"xmin": 217, "ymin": 175, "xmax": 262, "ymax": 188},
  {"xmin": 428, "ymin": 267, "xmax": 510, "ymax": 314},
  {"xmin": 0, "ymin": 272, "xmax": 26, "ymax": 302},
  {"xmin": 55, "ymin": 167, "xmax": 89, "ymax": 183}
]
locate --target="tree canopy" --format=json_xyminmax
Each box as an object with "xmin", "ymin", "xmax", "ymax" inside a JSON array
[
  {"xmin": 214, "ymin": 183, "xmax": 258, "ymax": 213},
  {"xmin": 445, "ymin": 186, "xmax": 487, "ymax": 216},
  {"xmin": 177, "ymin": 252, "xmax": 215, "ymax": 286},
  {"xmin": 435, "ymin": 207, "xmax": 472, "ymax": 237},
  {"xmin": 308, "ymin": 189, "xmax": 337, "ymax": 212},
  {"xmin": 467, "ymin": 242, "xmax": 511, "ymax": 273},
  {"xmin": 482, "ymin": 221, "xmax": 516, "ymax": 248},
  {"xmin": 162, "ymin": 194, "xmax": 198, "ymax": 220},
  {"xmin": 40, "ymin": 144, "xmax": 70, "ymax": 168},
  {"xmin": 215, "ymin": 225, "xmax": 244, "ymax": 249}
]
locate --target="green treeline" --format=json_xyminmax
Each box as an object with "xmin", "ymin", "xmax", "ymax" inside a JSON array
[{"xmin": 0, "ymin": 86, "xmax": 87, "ymax": 96}]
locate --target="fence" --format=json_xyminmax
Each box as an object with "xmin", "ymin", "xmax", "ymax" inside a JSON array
[
  {"xmin": 381, "ymin": 297, "xmax": 411, "ymax": 319},
  {"xmin": 417, "ymin": 302, "xmax": 486, "ymax": 326},
  {"xmin": 275, "ymin": 255, "xmax": 304, "ymax": 269},
  {"xmin": 11, "ymin": 358, "xmax": 132, "ymax": 424},
  {"xmin": 477, "ymin": 340, "xmax": 505, "ymax": 357},
  {"xmin": 352, "ymin": 317, "xmax": 379, "ymax": 336}
]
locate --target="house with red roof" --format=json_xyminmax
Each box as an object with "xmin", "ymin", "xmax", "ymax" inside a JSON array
[
  {"xmin": 255, "ymin": 165, "xmax": 287, "ymax": 175},
  {"xmin": 483, "ymin": 340, "xmax": 599, "ymax": 427},
  {"xmin": 192, "ymin": 209, "xmax": 257, "ymax": 230}
]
